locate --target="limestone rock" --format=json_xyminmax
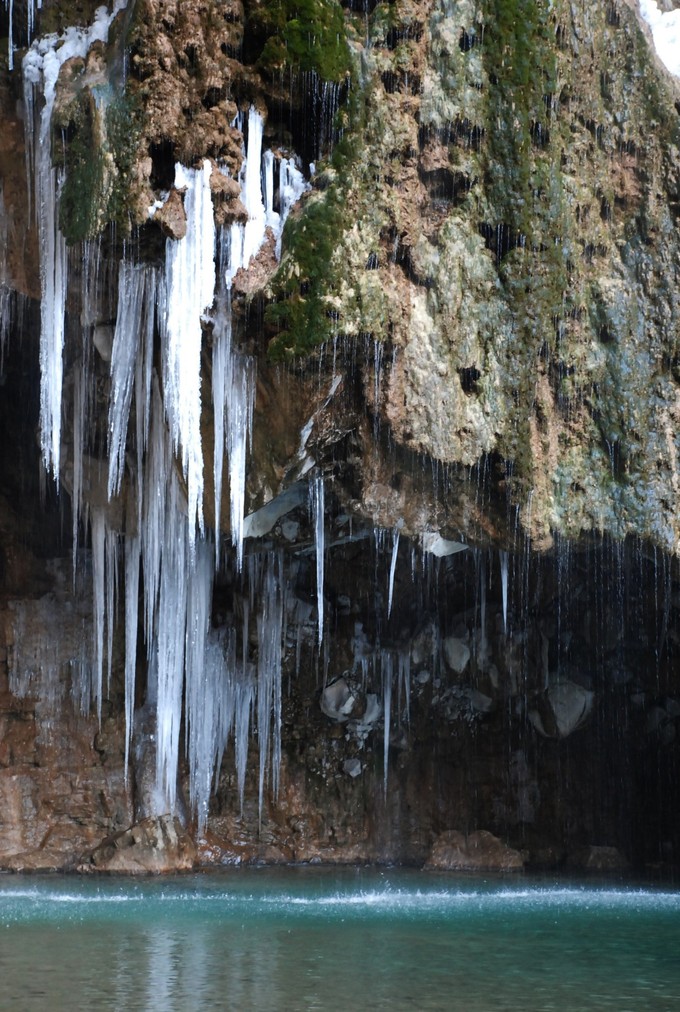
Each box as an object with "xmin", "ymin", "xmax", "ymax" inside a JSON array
[
  {"xmin": 82, "ymin": 815, "xmax": 197, "ymax": 874},
  {"xmin": 424, "ymin": 830, "xmax": 524, "ymax": 872}
]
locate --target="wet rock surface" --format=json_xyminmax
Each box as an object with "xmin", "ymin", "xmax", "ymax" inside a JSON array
[{"xmin": 82, "ymin": 815, "xmax": 198, "ymax": 874}]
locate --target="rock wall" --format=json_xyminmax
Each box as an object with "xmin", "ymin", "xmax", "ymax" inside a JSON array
[{"xmin": 0, "ymin": 0, "xmax": 679, "ymax": 873}]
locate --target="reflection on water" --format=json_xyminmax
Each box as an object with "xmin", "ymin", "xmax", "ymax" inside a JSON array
[{"xmin": 0, "ymin": 869, "xmax": 679, "ymax": 1010}]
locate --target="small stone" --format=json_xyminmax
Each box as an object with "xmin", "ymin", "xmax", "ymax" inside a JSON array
[
  {"xmin": 93, "ymin": 324, "xmax": 114, "ymax": 362},
  {"xmin": 281, "ymin": 519, "xmax": 300, "ymax": 542},
  {"xmin": 343, "ymin": 758, "xmax": 362, "ymax": 778},
  {"xmin": 468, "ymin": 689, "xmax": 493, "ymax": 713},
  {"xmin": 320, "ymin": 677, "xmax": 356, "ymax": 723}
]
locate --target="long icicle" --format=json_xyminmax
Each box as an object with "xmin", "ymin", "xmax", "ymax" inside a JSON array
[
  {"xmin": 312, "ymin": 476, "xmax": 325, "ymax": 644},
  {"xmin": 163, "ymin": 159, "xmax": 215, "ymax": 554},
  {"xmin": 387, "ymin": 521, "xmax": 402, "ymax": 619}
]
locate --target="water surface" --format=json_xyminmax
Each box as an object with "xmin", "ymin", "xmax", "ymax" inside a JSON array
[{"xmin": 0, "ymin": 867, "xmax": 679, "ymax": 1010}]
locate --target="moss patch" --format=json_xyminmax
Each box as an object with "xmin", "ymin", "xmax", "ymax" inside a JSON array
[
  {"xmin": 57, "ymin": 89, "xmax": 141, "ymax": 244},
  {"xmin": 253, "ymin": 0, "xmax": 351, "ymax": 81}
]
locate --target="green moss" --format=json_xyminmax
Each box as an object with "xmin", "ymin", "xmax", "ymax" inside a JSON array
[
  {"xmin": 58, "ymin": 89, "xmax": 141, "ymax": 244},
  {"xmin": 255, "ymin": 0, "xmax": 351, "ymax": 81},
  {"xmin": 266, "ymin": 71, "xmax": 371, "ymax": 359},
  {"xmin": 481, "ymin": 0, "xmax": 557, "ymax": 235},
  {"xmin": 266, "ymin": 185, "xmax": 346, "ymax": 359}
]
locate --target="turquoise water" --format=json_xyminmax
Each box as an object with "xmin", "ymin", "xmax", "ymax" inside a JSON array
[{"xmin": 0, "ymin": 868, "xmax": 679, "ymax": 1010}]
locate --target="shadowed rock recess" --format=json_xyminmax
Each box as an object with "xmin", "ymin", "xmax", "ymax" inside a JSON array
[{"xmin": 0, "ymin": 0, "xmax": 679, "ymax": 873}]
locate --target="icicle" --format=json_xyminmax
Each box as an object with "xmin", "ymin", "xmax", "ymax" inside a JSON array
[
  {"xmin": 256, "ymin": 552, "xmax": 284, "ymax": 821},
  {"xmin": 398, "ymin": 649, "xmax": 411, "ymax": 726},
  {"xmin": 91, "ymin": 510, "xmax": 106, "ymax": 723},
  {"xmin": 481, "ymin": 550, "xmax": 485, "ymax": 643},
  {"xmin": 263, "ymin": 150, "xmax": 279, "ymax": 233},
  {"xmin": 234, "ymin": 671, "xmax": 254, "ymax": 812},
  {"xmin": 211, "ymin": 279, "xmax": 254, "ymax": 570},
  {"xmin": 154, "ymin": 472, "xmax": 189, "ymax": 813},
  {"xmin": 134, "ymin": 268, "xmax": 158, "ymax": 537},
  {"xmin": 227, "ymin": 353, "xmax": 254, "ymax": 570},
  {"xmin": 275, "ymin": 158, "xmax": 309, "ymax": 259},
  {"xmin": 124, "ymin": 535, "xmax": 140, "ymax": 780},
  {"xmin": 387, "ymin": 520, "xmax": 402, "ymax": 618},
  {"xmin": 499, "ymin": 549, "xmax": 509, "ymax": 634},
  {"xmin": 141, "ymin": 378, "xmax": 171, "ymax": 653},
  {"xmin": 71, "ymin": 364, "xmax": 85, "ymax": 578},
  {"xmin": 185, "ymin": 539, "xmax": 215, "ymax": 832},
  {"xmin": 163, "ymin": 159, "xmax": 215, "ymax": 553},
  {"xmin": 225, "ymin": 106, "xmax": 271, "ymax": 285},
  {"xmin": 311, "ymin": 476, "xmax": 325, "ymax": 644},
  {"xmin": 7, "ymin": 0, "xmax": 13, "ymax": 72},
  {"xmin": 108, "ymin": 263, "xmax": 147, "ymax": 498},
  {"xmin": 241, "ymin": 107, "xmax": 267, "ymax": 268},
  {"xmin": 22, "ymin": 1, "xmax": 128, "ymax": 483},
  {"xmin": 211, "ymin": 294, "xmax": 230, "ymax": 562},
  {"xmin": 105, "ymin": 524, "xmax": 118, "ymax": 690}
]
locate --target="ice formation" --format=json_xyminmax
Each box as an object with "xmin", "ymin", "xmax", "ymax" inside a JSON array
[
  {"xmin": 3, "ymin": 0, "xmax": 42, "ymax": 71},
  {"xmin": 387, "ymin": 522, "xmax": 402, "ymax": 619},
  {"xmin": 12, "ymin": 5, "xmax": 426, "ymax": 832},
  {"xmin": 312, "ymin": 476, "xmax": 325, "ymax": 644},
  {"xmin": 22, "ymin": 1, "xmax": 128, "ymax": 482},
  {"xmin": 639, "ymin": 1, "xmax": 680, "ymax": 77},
  {"xmin": 163, "ymin": 160, "xmax": 216, "ymax": 552},
  {"xmin": 499, "ymin": 549, "xmax": 509, "ymax": 634}
]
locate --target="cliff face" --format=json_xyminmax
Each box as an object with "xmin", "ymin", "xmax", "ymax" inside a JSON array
[{"xmin": 0, "ymin": 0, "xmax": 679, "ymax": 873}]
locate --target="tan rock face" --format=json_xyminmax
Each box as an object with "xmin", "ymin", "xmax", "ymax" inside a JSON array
[
  {"xmin": 82, "ymin": 815, "xmax": 198, "ymax": 873},
  {"xmin": 424, "ymin": 830, "xmax": 525, "ymax": 872}
]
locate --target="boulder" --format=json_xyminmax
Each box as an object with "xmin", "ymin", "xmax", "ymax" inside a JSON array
[
  {"xmin": 153, "ymin": 187, "xmax": 187, "ymax": 240},
  {"xmin": 443, "ymin": 636, "xmax": 470, "ymax": 674},
  {"xmin": 80, "ymin": 815, "xmax": 197, "ymax": 874},
  {"xmin": 424, "ymin": 830, "xmax": 524, "ymax": 871},
  {"xmin": 529, "ymin": 678, "xmax": 594, "ymax": 738},
  {"xmin": 320, "ymin": 677, "xmax": 357, "ymax": 722},
  {"xmin": 567, "ymin": 845, "xmax": 629, "ymax": 872}
]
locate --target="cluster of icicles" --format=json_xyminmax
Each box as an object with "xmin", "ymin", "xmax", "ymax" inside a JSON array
[{"xmin": 16, "ymin": 6, "xmax": 316, "ymax": 833}]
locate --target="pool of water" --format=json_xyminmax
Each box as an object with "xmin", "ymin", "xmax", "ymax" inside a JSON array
[{"xmin": 0, "ymin": 867, "xmax": 679, "ymax": 1010}]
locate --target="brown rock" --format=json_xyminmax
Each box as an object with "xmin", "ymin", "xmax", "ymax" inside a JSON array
[
  {"xmin": 82, "ymin": 815, "xmax": 198, "ymax": 874},
  {"xmin": 567, "ymin": 845, "xmax": 629, "ymax": 872},
  {"xmin": 424, "ymin": 830, "xmax": 524, "ymax": 872},
  {"xmin": 153, "ymin": 188, "xmax": 187, "ymax": 240}
]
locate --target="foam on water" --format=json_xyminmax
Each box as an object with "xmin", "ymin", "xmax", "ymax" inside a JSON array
[{"xmin": 3, "ymin": 879, "xmax": 680, "ymax": 923}]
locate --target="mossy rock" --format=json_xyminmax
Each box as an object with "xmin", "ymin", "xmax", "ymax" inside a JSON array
[{"xmin": 252, "ymin": 0, "xmax": 351, "ymax": 82}]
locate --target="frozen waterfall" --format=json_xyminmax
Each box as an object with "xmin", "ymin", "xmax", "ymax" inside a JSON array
[{"xmin": 13, "ymin": 10, "xmax": 447, "ymax": 835}]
